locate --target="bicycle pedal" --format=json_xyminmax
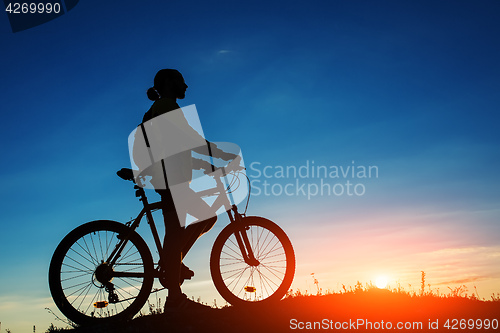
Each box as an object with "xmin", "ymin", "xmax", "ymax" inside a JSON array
[{"xmin": 94, "ymin": 301, "xmax": 108, "ymax": 308}]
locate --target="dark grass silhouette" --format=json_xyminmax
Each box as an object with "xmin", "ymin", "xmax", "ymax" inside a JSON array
[{"xmin": 47, "ymin": 285, "xmax": 500, "ymax": 333}]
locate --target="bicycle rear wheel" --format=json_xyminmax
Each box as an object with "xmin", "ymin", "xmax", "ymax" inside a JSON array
[
  {"xmin": 210, "ymin": 216, "xmax": 295, "ymax": 305},
  {"xmin": 48, "ymin": 220, "xmax": 154, "ymax": 325}
]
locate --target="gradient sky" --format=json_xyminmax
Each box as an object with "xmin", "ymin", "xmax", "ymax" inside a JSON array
[{"xmin": 1, "ymin": 0, "xmax": 499, "ymax": 331}]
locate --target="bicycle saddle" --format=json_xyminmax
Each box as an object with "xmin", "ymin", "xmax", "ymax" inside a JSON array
[{"xmin": 117, "ymin": 168, "xmax": 135, "ymax": 181}]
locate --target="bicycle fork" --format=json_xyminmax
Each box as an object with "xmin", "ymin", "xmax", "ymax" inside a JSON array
[{"xmin": 229, "ymin": 206, "xmax": 260, "ymax": 266}]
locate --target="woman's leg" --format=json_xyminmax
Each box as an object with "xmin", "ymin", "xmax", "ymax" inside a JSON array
[
  {"xmin": 158, "ymin": 189, "xmax": 184, "ymax": 300},
  {"xmin": 181, "ymin": 216, "xmax": 217, "ymax": 260},
  {"xmin": 177, "ymin": 186, "xmax": 218, "ymax": 259}
]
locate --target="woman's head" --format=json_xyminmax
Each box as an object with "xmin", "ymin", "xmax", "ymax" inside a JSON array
[{"xmin": 147, "ymin": 69, "xmax": 188, "ymax": 101}]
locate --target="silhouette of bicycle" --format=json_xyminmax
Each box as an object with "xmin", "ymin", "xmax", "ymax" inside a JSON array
[{"xmin": 48, "ymin": 163, "xmax": 295, "ymax": 325}]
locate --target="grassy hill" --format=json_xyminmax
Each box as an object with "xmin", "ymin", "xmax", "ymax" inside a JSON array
[{"xmin": 48, "ymin": 288, "xmax": 500, "ymax": 333}]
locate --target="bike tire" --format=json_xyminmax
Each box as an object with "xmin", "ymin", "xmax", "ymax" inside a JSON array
[
  {"xmin": 48, "ymin": 220, "xmax": 154, "ymax": 325},
  {"xmin": 210, "ymin": 216, "xmax": 295, "ymax": 306}
]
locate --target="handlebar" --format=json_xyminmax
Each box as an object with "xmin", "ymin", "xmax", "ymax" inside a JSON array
[
  {"xmin": 117, "ymin": 155, "xmax": 244, "ymax": 184},
  {"xmin": 117, "ymin": 155, "xmax": 251, "ymax": 214},
  {"xmin": 196, "ymin": 155, "xmax": 245, "ymax": 176}
]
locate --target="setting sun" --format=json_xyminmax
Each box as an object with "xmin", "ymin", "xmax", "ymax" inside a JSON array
[{"xmin": 375, "ymin": 276, "xmax": 388, "ymax": 289}]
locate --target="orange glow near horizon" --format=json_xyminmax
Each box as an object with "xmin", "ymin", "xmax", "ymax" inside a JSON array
[{"xmin": 282, "ymin": 209, "xmax": 500, "ymax": 299}]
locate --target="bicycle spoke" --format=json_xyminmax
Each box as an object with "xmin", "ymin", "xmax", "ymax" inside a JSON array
[
  {"xmin": 120, "ymin": 248, "xmax": 141, "ymax": 263},
  {"xmin": 224, "ymin": 238, "xmax": 244, "ymax": 257},
  {"xmin": 237, "ymin": 267, "xmax": 256, "ymax": 297},
  {"xmin": 258, "ymin": 239, "xmax": 282, "ymax": 261},
  {"xmin": 63, "ymin": 254, "xmax": 94, "ymax": 273},
  {"xmin": 64, "ymin": 280, "xmax": 93, "ymax": 297},
  {"xmin": 104, "ymin": 230, "xmax": 118, "ymax": 261},
  {"xmin": 256, "ymin": 231, "xmax": 275, "ymax": 261},
  {"xmin": 89, "ymin": 234, "xmax": 101, "ymax": 266},
  {"xmin": 116, "ymin": 278, "xmax": 142, "ymax": 295},
  {"xmin": 80, "ymin": 236, "xmax": 99, "ymax": 266},
  {"xmin": 72, "ymin": 243, "xmax": 99, "ymax": 267},
  {"xmin": 60, "ymin": 271, "xmax": 92, "ymax": 283},
  {"xmin": 257, "ymin": 265, "xmax": 281, "ymax": 288},
  {"xmin": 97, "ymin": 231, "xmax": 105, "ymax": 262},
  {"xmin": 256, "ymin": 267, "xmax": 271, "ymax": 297},
  {"xmin": 225, "ymin": 265, "xmax": 250, "ymax": 291},
  {"xmin": 83, "ymin": 286, "xmax": 100, "ymax": 314},
  {"xmin": 220, "ymin": 249, "xmax": 245, "ymax": 262},
  {"xmin": 256, "ymin": 228, "xmax": 272, "ymax": 259},
  {"xmin": 61, "ymin": 260, "xmax": 93, "ymax": 274},
  {"xmin": 212, "ymin": 218, "xmax": 294, "ymax": 305},
  {"xmin": 76, "ymin": 282, "xmax": 94, "ymax": 311}
]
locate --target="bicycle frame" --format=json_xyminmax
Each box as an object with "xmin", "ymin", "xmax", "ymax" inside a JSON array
[{"xmin": 106, "ymin": 169, "xmax": 259, "ymax": 279}]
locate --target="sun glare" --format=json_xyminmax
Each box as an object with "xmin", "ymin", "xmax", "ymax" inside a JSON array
[{"xmin": 375, "ymin": 276, "xmax": 388, "ymax": 289}]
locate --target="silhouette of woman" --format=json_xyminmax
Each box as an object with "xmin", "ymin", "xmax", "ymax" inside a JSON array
[{"xmin": 142, "ymin": 69, "xmax": 234, "ymax": 310}]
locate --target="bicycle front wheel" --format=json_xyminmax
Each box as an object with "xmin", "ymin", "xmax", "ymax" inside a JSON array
[
  {"xmin": 210, "ymin": 216, "xmax": 295, "ymax": 306},
  {"xmin": 48, "ymin": 220, "xmax": 154, "ymax": 325}
]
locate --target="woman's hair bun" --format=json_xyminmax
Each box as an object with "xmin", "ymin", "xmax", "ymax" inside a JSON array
[{"xmin": 147, "ymin": 87, "xmax": 160, "ymax": 101}]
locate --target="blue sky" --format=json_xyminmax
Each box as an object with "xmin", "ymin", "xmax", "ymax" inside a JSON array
[{"xmin": 1, "ymin": 0, "xmax": 499, "ymax": 331}]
